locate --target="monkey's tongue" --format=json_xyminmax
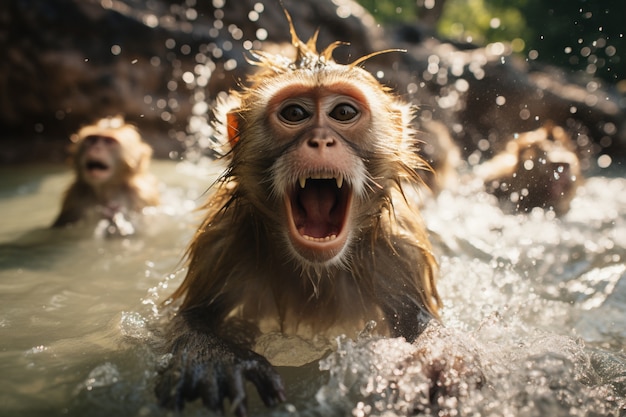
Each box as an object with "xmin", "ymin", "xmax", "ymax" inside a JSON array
[{"xmin": 296, "ymin": 181, "xmax": 343, "ymax": 239}]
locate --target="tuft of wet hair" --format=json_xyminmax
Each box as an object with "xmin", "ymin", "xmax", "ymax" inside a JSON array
[{"xmin": 247, "ymin": 9, "xmax": 403, "ymax": 74}]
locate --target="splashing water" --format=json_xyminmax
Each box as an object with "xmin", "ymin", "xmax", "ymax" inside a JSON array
[{"xmin": 0, "ymin": 160, "xmax": 624, "ymax": 416}]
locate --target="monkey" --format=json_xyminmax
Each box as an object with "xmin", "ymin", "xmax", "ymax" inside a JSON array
[
  {"xmin": 155, "ymin": 11, "xmax": 444, "ymax": 416},
  {"xmin": 416, "ymin": 119, "xmax": 462, "ymax": 197},
  {"xmin": 52, "ymin": 116, "xmax": 160, "ymax": 236},
  {"xmin": 475, "ymin": 123, "xmax": 582, "ymax": 216}
]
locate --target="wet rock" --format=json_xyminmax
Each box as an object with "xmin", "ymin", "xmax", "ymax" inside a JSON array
[
  {"xmin": 0, "ymin": 0, "xmax": 381, "ymax": 162},
  {"xmin": 0, "ymin": 0, "xmax": 624, "ymax": 167}
]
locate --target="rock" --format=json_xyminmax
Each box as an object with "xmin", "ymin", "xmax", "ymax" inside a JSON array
[{"xmin": 1, "ymin": 0, "xmax": 623, "ymax": 168}]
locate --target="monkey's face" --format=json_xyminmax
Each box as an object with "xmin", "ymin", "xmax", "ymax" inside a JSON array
[
  {"xmin": 265, "ymin": 84, "xmax": 373, "ymax": 264},
  {"xmin": 226, "ymin": 62, "xmax": 419, "ymax": 267},
  {"xmin": 77, "ymin": 135, "xmax": 122, "ymax": 186},
  {"xmin": 514, "ymin": 141, "xmax": 579, "ymax": 205}
]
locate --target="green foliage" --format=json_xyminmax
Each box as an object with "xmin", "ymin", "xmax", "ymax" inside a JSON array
[
  {"xmin": 515, "ymin": 0, "xmax": 624, "ymax": 84},
  {"xmin": 356, "ymin": 0, "xmax": 417, "ymax": 23},
  {"xmin": 356, "ymin": 0, "xmax": 624, "ymax": 84},
  {"xmin": 437, "ymin": 0, "xmax": 529, "ymax": 47}
]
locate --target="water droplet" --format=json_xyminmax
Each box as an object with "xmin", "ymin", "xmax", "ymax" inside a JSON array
[
  {"xmin": 454, "ymin": 78, "xmax": 469, "ymax": 92},
  {"xmin": 224, "ymin": 59, "xmax": 237, "ymax": 71},
  {"xmin": 182, "ymin": 71, "xmax": 195, "ymax": 84},
  {"xmin": 597, "ymin": 154, "xmax": 612, "ymax": 168},
  {"xmin": 185, "ymin": 8, "xmax": 197, "ymax": 20},
  {"xmin": 144, "ymin": 14, "xmax": 158, "ymax": 28},
  {"xmin": 580, "ymin": 46, "xmax": 591, "ymax": 57},
  {"xmin": 519, "ymin": 108, "xmax": 531, "ymax": 120},
  {"xmin": 248, "ymin": 11, "xmax": 259, "ymax": 22},
  {"xmin": 256, "ymin": 28, "xmax": 268, "ymax": 41}
]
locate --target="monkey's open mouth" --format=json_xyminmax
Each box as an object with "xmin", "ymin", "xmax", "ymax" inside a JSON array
[
  {"xmin": 84, "ymin": 159, "xmax": 113, "ymax": 182},
  {"xmin": 85, "ymin": 160, "xmax": 110, "ymax": 171},
  {"xmin": 285, "ymin": 175, "xmax": 352, "ymax": 261}
]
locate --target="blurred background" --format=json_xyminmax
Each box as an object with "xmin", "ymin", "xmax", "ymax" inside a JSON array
[
  {"xmin": 362, "ymin": 0, "xmax": 624, "ymax": 86},
  {"xmin": 1, "ymin": 0, "xmax": 624, "ymax": 169}
]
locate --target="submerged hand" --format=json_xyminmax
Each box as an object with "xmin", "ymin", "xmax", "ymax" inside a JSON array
[
  {"xmin": 155, "ymin": 332, "xmax": 286, "ymax": 417},
  {"xmin": 409, "ymin": 323, "xmax": 485, "ymax": 411}
]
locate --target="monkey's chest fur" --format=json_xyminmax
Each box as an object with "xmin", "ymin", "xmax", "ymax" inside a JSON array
[
  {"xmin": 231, "ymin": 262, "xmax": 390, "ymax": 365},
  {"xmin": 231, "ymin": 257, "xmax": 389, "ymax": 332},
  {"xmin": 180, "ymin": 192, "xmax": 436, "ymax": 366}
]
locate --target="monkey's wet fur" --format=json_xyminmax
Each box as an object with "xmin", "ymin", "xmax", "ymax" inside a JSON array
[{"xmin": 154, "ymin": 10, "xmax": 483, "ymax": 416}]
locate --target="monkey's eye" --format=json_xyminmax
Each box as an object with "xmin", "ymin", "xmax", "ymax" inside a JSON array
[
  {"xmin": 279, "ymin": 104, "xmax": 309, "ymax": 123},
  {"xmin": 84, "ymin": 135, "xmax": 118, "ymax": 146},
  {"xmin": 329, "ymin": 103, "xmax": 358, "ymax": 122}
]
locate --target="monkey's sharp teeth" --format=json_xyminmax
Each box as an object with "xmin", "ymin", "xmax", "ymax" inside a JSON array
[
  {"xmin": 309, "ymin": 173, "xmax": 335, "ymax": 180},
  {"xmin": 302, "ymin": 234, "xmax": 338, "ymax": 242},
  {"xmin": 298, "ymin": 173, "xmax": 344, "ymax": 189}
]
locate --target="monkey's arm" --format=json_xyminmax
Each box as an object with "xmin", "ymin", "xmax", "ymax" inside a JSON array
[
  {"xmin": 51, "ymin": 209, "xmax": 82, "ymax": 228},
  {"xmin": 51, "ymin": 192, "xmax": 86, "ymax": 227},
  {"xmin": 155, "ymin": 312, "xmax": 285, "ymax": 417}
]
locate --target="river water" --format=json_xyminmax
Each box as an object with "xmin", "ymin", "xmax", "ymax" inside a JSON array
[{"xmin": 0, "ymin": 159, "xmax": 624, "ymax": 416}]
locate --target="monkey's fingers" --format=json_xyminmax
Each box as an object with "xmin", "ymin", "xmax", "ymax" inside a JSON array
[
  {"xmin": 243, "ymin": 360, "xmax": 286, "ymax": 407},
  {"xmin": 225, "ymin": 368, "xmax": 249, "ymax": 417},
  {"xmin": 198, "ymin": 372, "xmax": 228, "ymax": 414},
  {"xmin": 156, "ymin": 355, "xmax": 222, "ymax": 413},
  {"xmin": 154, "ymin": 364, "xmax": 188, "ymax": 410}
]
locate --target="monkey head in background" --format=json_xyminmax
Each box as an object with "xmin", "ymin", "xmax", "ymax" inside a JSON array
[
  {"xmin": 153, "ymin": 11, "xmax": 485, "ymax": 417},
  {"xmin": 52, "ymin": 116, "xmax": 160, "ymax": 236},
  {"xmin": 476, "ymin": 123, "xmax": 582, "ymax": 216}
]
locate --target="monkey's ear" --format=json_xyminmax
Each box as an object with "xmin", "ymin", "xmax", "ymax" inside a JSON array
[
  {"xmin": 390, "ymin": 107, "xmax": 411, "ymax": 146},
  {"xmin": 226, "ymin": 112, "xmax": 241, "ymax": 148}
]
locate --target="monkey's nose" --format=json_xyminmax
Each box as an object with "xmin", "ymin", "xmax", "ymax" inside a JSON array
[{"xmin": 307, "ymin": 135, "xmax": 336, "ymax": 148}]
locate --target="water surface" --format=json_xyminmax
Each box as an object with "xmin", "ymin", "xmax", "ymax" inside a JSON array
[{"xmin": 0, "ymin": 160, "xmax": 624, "ymax": 416}]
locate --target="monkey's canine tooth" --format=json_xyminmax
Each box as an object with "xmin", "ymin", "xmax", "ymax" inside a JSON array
[
  {"xmin": 335, "ymin": 174, "xmax": 343, "ymax": 188},
  {"xmin": 299, "ymin": 176, "xmax": 307, "ymax": 188}
]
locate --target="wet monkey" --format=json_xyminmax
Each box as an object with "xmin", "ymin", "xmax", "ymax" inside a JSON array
[
  {"xmin": 52, "ymin": 116, "xmax": 159, "ymax": 235},
  {"xmin": 476, "ymin": 123, "xmax": 582, "ymax": 216},
  {"xmin": 156, "ymin": 11, "xmax": 442, "ymax": 415}
]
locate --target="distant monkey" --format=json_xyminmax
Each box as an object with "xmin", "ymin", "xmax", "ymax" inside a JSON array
[
  {"xmin": 156, "ymin": 11, "xmax": 444, "ymax": 416},
  {"xmin": 476, "ymin": 123, "xmax": 581, "ymax": 216},
  {"xmin": 52, "ymin": 116, "xmax": 159, "ymax": 236}
]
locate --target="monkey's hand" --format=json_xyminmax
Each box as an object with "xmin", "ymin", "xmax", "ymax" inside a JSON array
[{"xmin": 155, "ymin": 330, "xmax": 286, "ymax": 417}]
